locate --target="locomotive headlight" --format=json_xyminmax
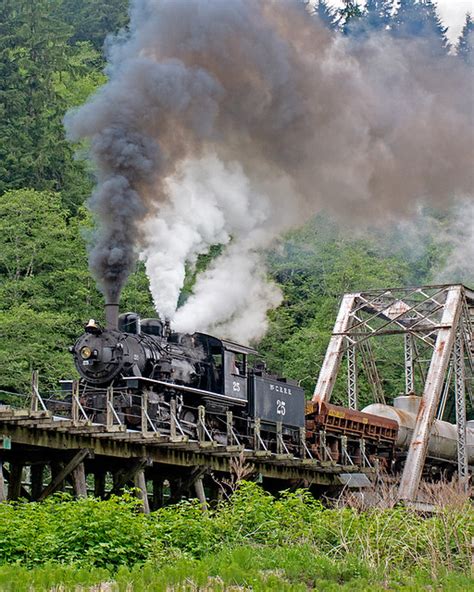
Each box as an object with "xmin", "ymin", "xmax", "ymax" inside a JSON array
[{"xmin": 80, "ymin": 346, "xmax": 92, "ymax": 360}]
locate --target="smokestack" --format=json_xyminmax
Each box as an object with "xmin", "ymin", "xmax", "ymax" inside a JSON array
[{"xmin": 105, "ymin": 303, "xmax": 119, "ymax": 331}]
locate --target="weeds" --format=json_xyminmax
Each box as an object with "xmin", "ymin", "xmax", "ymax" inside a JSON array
[
  {"xmin": 0, "ymin": 481, "xmax": 471, "ymax": 590},
  {"xmin": 0, "ymin": 545, "xmax": 472, "ymax": 591}
]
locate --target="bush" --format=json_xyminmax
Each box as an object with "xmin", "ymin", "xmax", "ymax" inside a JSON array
[
  {"xmin": 0, "ymin": 493, "xmax": 152, "ymax": 568},
  {"xmin": 0, "ymin": 481, "xmax": 471, "ymax": 586}
]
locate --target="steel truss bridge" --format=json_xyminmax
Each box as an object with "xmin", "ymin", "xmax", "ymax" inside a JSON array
[{"xmin": 313, "ymin": 284, "xmax": 474, "ymax": 501}]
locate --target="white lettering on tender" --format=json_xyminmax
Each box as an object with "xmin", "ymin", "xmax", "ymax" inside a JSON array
[{"xmin": 270, "ymin": 384, "xmax": 293, "ymax": 395}]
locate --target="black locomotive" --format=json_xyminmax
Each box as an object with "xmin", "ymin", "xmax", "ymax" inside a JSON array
[{"xmin": 71, "ymin": 305, "xmax": 306, "ymax": 450}]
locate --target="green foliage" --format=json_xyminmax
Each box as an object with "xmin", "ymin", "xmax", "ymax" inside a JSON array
[
  {"xmin": 0, "ymin": 1, "xmax": 111, "ymax": 213},
  {"xmin": 1, "ymin": 549, "xmax": 472, "ymax": 591},
  {"xmin": 56, "ymin": 0, "xmax": 129, "ymax": 51},
  {"xmin": 260, "ymin": 216, "xmax": 413, "ymax": 402},
  {"xmin": 0, "ymin": 305, "xmax": 75, "ymax": 393},
  {"xmin": 0, "ymin": 190, "xmax": 154, "ymax": 391},
  {"xmin": 0, "ymin": 2, "xmax": 76, "ymax": 196},
  {"xmin": 53, "ymin": 42, "xmax": 106, "ymax": 108},
  {"xmin": 0, "ymin": 189, "xmax": 83, "ymax": 390},
  {"xmin": 0, "ymin": 492, "xmax": 150, "ymax": 567},
  {"xmin": 0, "ymin": 190, "xmax": 71, "ymax": 284},
  {"xmin": 0, "ymin": 483, "xmax": 471, "ymax": 590}
]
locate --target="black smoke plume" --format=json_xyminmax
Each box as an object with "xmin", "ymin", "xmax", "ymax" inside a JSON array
[{"xmin": 65, "ymin": 0, "xmax": 474, "ymax": 321}]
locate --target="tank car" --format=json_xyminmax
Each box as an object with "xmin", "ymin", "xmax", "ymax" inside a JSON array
[{"xmin": 363, "ymin": 396, "xmax": 474, "ymax": 474}]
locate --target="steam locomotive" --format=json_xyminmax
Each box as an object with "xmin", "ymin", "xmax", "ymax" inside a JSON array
[
  {"xmin": 70, "ymin": 304, "xmax": 398, "ymax": 463},
  {"xmin": 71, "ymin": 305, "xmax": 308, "ymax": 450}
]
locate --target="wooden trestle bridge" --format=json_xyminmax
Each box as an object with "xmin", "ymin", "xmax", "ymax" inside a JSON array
[
  {"xmin": 1, "ymin": 283, "xmax": 471, "ymax": 509},
  {"xmin": 0, "ymin": 388, "xmax": 372, "ymax": 512}
]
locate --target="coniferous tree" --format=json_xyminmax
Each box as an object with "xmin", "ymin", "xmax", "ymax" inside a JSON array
[
  {"xmin": 338, "ymin": 0, "xmax": 364, "ymax": 35},
  {"xmin": 346, "ymin": 0, "xmax": 393, "ymax": 38},
  {"xmin": 56, "ymin": 0, "xmax": 129, "ymax": 51},
  {"xmin": 0, "ymin": 1, "xmax": 71, "ymax": 190},
  {"xmin": 392, "ymin": 0, "xmax": 450, "ymax": 55},
  {"xmin": 364, "ymin": 0, "xmax": 393, "ymax": 32},
  {"xmin": 314, "ymin": 0, "xmax": 337, "ymax": 31},
  {"xmin": 457, "ymin": 13, "xmax": 474, "ymax": 65},
  {"xmin": 0, "ymin": 0, "xmax": 92, "ymax": 210}
]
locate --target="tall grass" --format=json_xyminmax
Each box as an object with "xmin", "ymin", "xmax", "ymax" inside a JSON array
[
  {"xmin": 0, "ymin": 482, "xmax": 471, "ymax": 590},
  {"xmin": 0, "ymin": 545, "xmax": 472, "ymax": 591}
]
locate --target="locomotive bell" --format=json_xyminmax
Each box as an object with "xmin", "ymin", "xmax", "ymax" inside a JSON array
[{"xmin": 85, "ymin": 319, "xmax": 102, "ymax": 335}]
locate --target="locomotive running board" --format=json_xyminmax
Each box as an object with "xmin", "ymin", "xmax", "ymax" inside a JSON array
[{"xmin": 123, "ymin": 376, "xmax": 247, "ymax": 405}]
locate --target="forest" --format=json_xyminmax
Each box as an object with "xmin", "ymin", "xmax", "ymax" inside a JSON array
[
  {"xmin": 0, "ymin": 0, "xmax": 473, "ymax": 402},
  {"xmin": 1, "ymin": 2, "xmax": 473, "ymax": 591}
]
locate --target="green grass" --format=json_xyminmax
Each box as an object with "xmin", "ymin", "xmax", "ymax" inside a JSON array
[
  {"xmin": 0, "ymin": 545, "xmax": 472, "ymax": 591},
  {"xmin": 0, "ymin": 483, "xmax": 472, "ymax": 590}
]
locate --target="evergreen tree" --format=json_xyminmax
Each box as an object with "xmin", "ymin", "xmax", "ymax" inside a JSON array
[
  {"xmin": 56, "ymin": 0, "xmax": 129, "ymax": 51},
  {"xmin": 338, "ymin": 0, "xmax": 365, "ymax": 36},
  {"xmin": 392, "ymin": 0, "xmax": 450, "ymax": 55},
  {"xmin": 346, "ymin": 0, "xmax": 393, "ymax": 37},
  {"xmin": 0, "ymin": 0, "xmax": 93, "ymax": 211},
  {"xmin": 457, "ymin": 13, "xmax": 474, "ymax": 66},
  {"xmin": 313, "ymin": 0, "xmax": 337, "ymax": 31},
  {"xmin": 0, "ymin": 1, "xmax": 70, "ymax": 190},
  {"xmin": 364, "ymin": 0, "xmax": 393, "ymax": 32}
]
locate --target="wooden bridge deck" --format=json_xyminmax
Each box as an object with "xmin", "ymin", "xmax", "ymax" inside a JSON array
[{"xmin": 0, "ymin": 406, "xmax": 373, "ymax": 510}]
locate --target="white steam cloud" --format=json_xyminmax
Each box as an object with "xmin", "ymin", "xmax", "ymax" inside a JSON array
[
  {"xmin": 141, "ymin": 155, "xmax": 279, "ymax": 339},
  {"xmin": 173, "ymin": 242, "xmax": 283, "ymax": 343},
  {"xmin": 142, "ymin": 155, "xmax": 290, "ymax": 342}
]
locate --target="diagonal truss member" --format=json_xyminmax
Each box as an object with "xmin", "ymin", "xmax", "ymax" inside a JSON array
[{"xmin": 312, "ymin": 284, "xmax": 473, "ymax": 501}]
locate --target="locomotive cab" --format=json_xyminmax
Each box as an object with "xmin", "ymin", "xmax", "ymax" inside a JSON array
[
  {"xmin": 222, "ymin": 340, "xmax": 256, "ymax": 401},
  {"xmin": 193, "ymin": 334, "xmax": 256, "ymax": 402}
]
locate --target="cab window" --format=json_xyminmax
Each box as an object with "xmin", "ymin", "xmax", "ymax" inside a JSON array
[{"xmin": 225, "ymin": 351, "xmax": 246, "ymax": 376}]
